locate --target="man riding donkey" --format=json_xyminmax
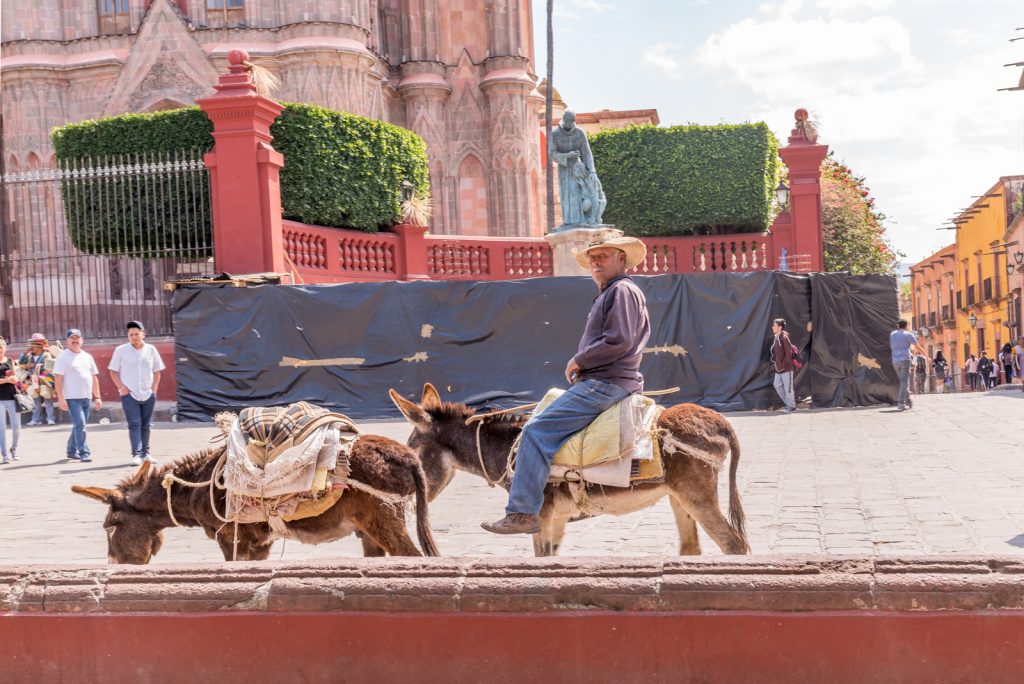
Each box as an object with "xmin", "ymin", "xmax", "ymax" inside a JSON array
[{"xmin": 482, "ymin": 233, "xmax": 650, "ymax": 535}]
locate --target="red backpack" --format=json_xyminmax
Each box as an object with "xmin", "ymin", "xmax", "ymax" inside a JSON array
[{"xmin": 791, "ymin": 343, "xmax": 803, "ymax": 370}]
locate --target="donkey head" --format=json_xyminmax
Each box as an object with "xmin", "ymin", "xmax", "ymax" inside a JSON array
[
  {"xmin": 72, "ymin": 461, "xmax": 165, "ymax": 565},
  {"xmin": 388, "ymin": 383, "xmax": 456, "ymax": 464},
  {"xmin": 388, "ymin": 383, "xmax": 523, "ymax": 482}
]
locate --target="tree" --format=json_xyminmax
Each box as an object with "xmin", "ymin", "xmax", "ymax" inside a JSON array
[
  {"xmin": 820, "ymin": 155, "xmax": 902, "ymax": 275},
  {"xmin": 545, "ymin": 0, "xmax": 554, "ymax": 232}
]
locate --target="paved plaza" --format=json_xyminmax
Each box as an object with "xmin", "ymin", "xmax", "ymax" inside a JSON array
[{"xmin": 0, "ymin": 391, "xmax": 1021, "ymax": 565}]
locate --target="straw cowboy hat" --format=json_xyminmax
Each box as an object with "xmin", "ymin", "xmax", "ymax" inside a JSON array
[
  {"xmin": 572, "ymin": 234, "xmax": 647, "ymax": 270},
  {"xmin": 27, "ymin": 333, "xmax": 48, "ymax": 346}
]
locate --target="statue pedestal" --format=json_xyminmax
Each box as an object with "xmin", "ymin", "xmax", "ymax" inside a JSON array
[{"xmin": 544, "ymin": 225, "xmax": 622, "ymax": 277}]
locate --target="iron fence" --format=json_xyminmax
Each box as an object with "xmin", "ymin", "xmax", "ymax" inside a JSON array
[{"xmin": 0, "ymin": 149, "xmax": 213, "ymax": 343}]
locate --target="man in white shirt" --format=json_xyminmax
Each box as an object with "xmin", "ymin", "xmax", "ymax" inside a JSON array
[
  {"xmin": 53, "ymin": 328, "xmax": 102, "ymax": 463},
  {"xmin": 109, "ymin": 321, "xmax": 166, "ymax": 466}
]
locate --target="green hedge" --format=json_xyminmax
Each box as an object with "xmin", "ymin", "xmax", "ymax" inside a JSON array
[
  {"xmin": 589, "ymin": 123, "xmax": 780, "ymax": 236},
  {"xmin": 50, "ymin": 104, "xmax": 429, "ymax": 255}
]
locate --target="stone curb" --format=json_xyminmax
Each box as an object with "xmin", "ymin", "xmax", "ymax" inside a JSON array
[{"xmin": 3, "ymin": 555, "xmax": 1023, "ymax": 614}]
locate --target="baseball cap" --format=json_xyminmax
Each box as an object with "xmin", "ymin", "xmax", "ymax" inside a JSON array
[
  {"xmin": 126, "ymin": 320, "xmax": 145, "ymax": 331},
  {"xmin": 66, "ymin": 328, "xmax": 82, "ymax": 339}
]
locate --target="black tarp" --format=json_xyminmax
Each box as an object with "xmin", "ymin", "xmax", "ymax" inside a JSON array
[{"xmin": 173, "ymin": 272, "xmax": 899, "ymax": 420}]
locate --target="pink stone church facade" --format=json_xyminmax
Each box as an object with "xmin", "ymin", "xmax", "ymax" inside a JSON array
[{"xmin": 1, "ymin": 0, "xmax": 546, "ymax": 237}]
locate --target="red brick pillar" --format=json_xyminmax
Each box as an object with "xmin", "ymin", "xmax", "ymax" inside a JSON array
[
  {"xmin": 198, "ymin": 49, "xmax": 286, "ymax": 275},
  {"xmin": 391, "ymin": 224, "xmax": 430, "ymax": 280},
  {"xmin": 778, "ymin": 109, "xmax": 829, "ymax": 272}
]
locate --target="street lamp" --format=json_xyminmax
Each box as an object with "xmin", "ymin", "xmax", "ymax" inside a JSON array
[
  {"xmin": 968, "ymin": 313, "xmax": 977, "ymax": 327},
  {"xmin": 775, "ymin": 180, "xmax": 790, "ymax": 209},
  {"xmin": 1015, "ymin": 250, "xmax": 1024, "ymax": 266},
  {"xmin": 400, "ymin": 179, "xmax": 414, "ymax": 202},
  {"xmin": 1009, "ymin": 262, "xmax": 1016, "ymax": 277},
  {"xmin": 919, "ymin": 327, "xmax": 931, "ymax": 339}
]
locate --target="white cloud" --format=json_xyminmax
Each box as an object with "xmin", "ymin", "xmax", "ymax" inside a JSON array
[
  {"xmin": 643, "ymin": 43, "xmax": 684, "ymax": 79},
  {"xmin": 693, "ymin": 6, "xmax": 1024, "ymax": 261},
  {"xmin": 573, "ymin": 0, "xmax": 613, "ymax": 12}
]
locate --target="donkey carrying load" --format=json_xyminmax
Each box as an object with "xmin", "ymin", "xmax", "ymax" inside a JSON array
[
  {"xmin": 72, "ymin": 403, "xmax": 439, "ymax": 564},
  {"xmin": 390, "ymin": 384, "xmax": 750, "ymax": 557}
]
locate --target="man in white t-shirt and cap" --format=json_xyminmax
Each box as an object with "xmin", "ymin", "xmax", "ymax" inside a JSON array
[
  {"xmin": 109, "ymin": 321, "xmax": 166, "ymax": 466},
  {"xmin": 53, "ymin": 328, "xmax": 102, "ymax": 463}
]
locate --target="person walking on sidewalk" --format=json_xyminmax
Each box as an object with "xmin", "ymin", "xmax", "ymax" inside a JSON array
[
  {"xmin": 999, "ymin": 343, "xmax": 1018, "ymax": 387},
  {"xmin": 890, "ymin": 320, "xmax": 921, "ymax": 411},
  {"xmin": 0, "ymin": 338, "xmax": 22, "ymax": 464},
  {"xmin": 932, "ymin": 351, "xmax": 949, "ymax": 392},
  {"xmin": 18, "ymin": 333, "xmax": 57, "ymax": 426},
  {"xmin": 108, "ymin": 321, "xmax": 165, "ymax": 466},
  {"xmin": 770, "ymin": 319, "xmax": 798, "ymax": 413},
  {"xmin": 965, "ymin": 354, "xmax": 980, "ymax": 391},
  {"xmin": 53, "ymin": 329, "xmax": 102, "ymax": 463},
  {"xmin": 913, "ymin": 352, "xmax": 928, "ymax": 394}
]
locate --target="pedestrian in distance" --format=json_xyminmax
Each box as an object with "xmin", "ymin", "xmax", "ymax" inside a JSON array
[
  {"xmin": 999, "ymin": 342, "xmax": 1018, "ymax": 387},
  {"xmin": 0, "ymin": 338, "xmax": 22, "ymax": 464},
  {"xmin": 481, "ymin": 234, "xmax": 651, "ymax": 535},
  {"xmin": 978, "ymin": 351, "xmax": 994, "ymax": 390},
  {"xmin": 913, "ymin": 351, "xmax": 928, "ymax": 394},
  {"xmin": 965, "ymin": 354, "xmax": 980, "ymax": 391},
  {"xmin": 53, "ymin": 329, "xmax": 102, "ymax": 463},
  {"xmin": 770, "ymin": 318, "xmax": 798, "ymax": 413},
  {"xmin": 108, "ymin": 321, "xmax": 165, "ymax": 466},
  {"xmin": 1016, "ymin": 337, "xmax": 1024, "ymax": 382},
  {"xmin": 889, "ymin": 320, "xmax": 922, "ymax": 411},
  {"xmin": 932, "ymin": 351, "xmax": 948, "ymax": 392},
  {"xmin": 18, "ymin": 333, "xmax": 57, "ymax": 426}
]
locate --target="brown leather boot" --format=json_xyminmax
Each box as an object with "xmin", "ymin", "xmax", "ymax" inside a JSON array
[{"xmin": 481, "ymin": 512, "xmax": 541, "ymax": 535}]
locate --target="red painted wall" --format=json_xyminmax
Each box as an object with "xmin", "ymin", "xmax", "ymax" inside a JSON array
[{"xmin": 3, "ymin": 611, "xmax": 1022, "ymax": 684}]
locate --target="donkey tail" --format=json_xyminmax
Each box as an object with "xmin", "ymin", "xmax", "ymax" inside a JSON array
[
  {"xmin": 412, "ymin": 463, "xmax": 441, "ymax": 557},
  {"xmin": 726, "ymin": 427, "xmax": 750, "ymax": 554}
]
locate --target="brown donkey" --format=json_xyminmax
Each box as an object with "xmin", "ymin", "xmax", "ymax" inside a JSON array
[
  {"xmin": 72, "ymin": 435, "xmax": 440, "ymax": 564},
  {"xmin": 388, "ymin": 384, "xmax": 750, "ymax": 557}
]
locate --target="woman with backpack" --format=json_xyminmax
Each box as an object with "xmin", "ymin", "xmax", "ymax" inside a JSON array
[
  {"xmin": 932, "ymin": 351, "xmax": 948, "ymax": 392},
  {"xmin": 770, "ymin": 318, "xmax": 798, "ymax": 413}
]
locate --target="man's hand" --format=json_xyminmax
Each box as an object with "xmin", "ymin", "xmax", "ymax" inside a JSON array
[
  {"xmin": 565, "ymin": 358, "xmax": 581, "ymax": 385},
  {"xmin": 117, "ymin": 386, "xmax": 129, "ymax": 397},
  {"xmin": 58, "ymin": 398, "xmax": 68, "ymax": 412},
  {"xmin": 92, "ymin": 398, "xmax": 102, "ymax": 411}
]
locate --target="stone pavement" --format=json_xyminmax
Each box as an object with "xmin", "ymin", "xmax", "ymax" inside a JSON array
[{"xmin": 0, "ymin": 391, "xmax": 1021, "ymax": 565}]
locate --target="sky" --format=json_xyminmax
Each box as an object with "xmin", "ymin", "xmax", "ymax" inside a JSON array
[{"xmin": 530, "ymin": 0, "xmax": 1024, "ymax": 265}]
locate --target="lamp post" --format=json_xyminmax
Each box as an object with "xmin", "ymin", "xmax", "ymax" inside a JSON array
[
  {"xmin": 968, "ymin": 313, "xmax": 977, "ymax": 328},
  {"xmin": 775, "ymin": 180, "xmax": 790, "ymax": 210},
  {"xmin": 1016, "ymin": 250, "xmax": 1024, "ymax": 267}
]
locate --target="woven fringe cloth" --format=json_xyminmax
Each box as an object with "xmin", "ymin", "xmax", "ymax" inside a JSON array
[{"xmin": 221, "ymin": 402, "xmax": 359, "ymax": 535}]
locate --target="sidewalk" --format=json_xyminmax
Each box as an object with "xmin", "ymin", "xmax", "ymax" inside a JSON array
[{"xmin": 1, "ymin": 391, "xmax": 1021, "ymax": 565}]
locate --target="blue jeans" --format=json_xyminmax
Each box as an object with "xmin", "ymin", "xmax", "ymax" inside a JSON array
[
  {"xmin": 506, "ymin": 378, "xmax": 631, "ymax": 516},
  {"xmin": 893, "ymin": 360, "xmax": 911, "ymax": 408},
  {"xmin": 66, "ymin": 398, "xmax": 92, "ymax": 458},
  {"xmin": 0, "ymin": 400, "xmax": 21, "ymax": 459},
  {"xmin": 773, "ymin": 371, "xmax": 795, "ymax": 410},
  {"xmin": 32, "ymin": 396, "xmax": 55, "ymax": 424},
  {"xmin": 122, "ymin": 394, "xmax": 156, "ymax": 457}
]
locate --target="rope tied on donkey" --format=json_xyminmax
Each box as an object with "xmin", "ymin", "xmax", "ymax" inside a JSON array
[{"xmin": 160, "ymin": 403, "xmax": 408, "ymax": 559}]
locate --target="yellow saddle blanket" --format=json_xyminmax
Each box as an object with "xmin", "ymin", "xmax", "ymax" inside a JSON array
[{"xmin": 528, "ymin": 389, "xmax": 665, "ymax": 487}]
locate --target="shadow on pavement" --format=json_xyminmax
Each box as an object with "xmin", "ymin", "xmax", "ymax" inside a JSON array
[
  {"xmin": 1008, "ymin": 534, "xmax": 1024, "ymax": 548},
  {"xmin": 60, "ymin": 464, "xmax": 132, "ymax": 475}
]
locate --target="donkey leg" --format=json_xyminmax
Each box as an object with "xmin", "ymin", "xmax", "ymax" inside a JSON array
[
  {"xmin": 669, "ymin": 495, "xmax": 702, "ymax": 555},
  {"xmin": 354, "ymin": 499, "xmax": 422, "ymax": 557},
  {"xmin": 683, "ymin": 495, "xmax": 748, "ymax": 555},
  {"xmin": 533, "ymin": 504, "xmax": 559, "ymax": 556},
  {"xmin": 360, "ymin": 535, "xmax": 387, "ymax": 557}
]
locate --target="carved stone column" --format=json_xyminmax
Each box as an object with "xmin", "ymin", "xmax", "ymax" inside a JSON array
[
  {"xmin": 480, "ymin": 56, "xmax": 537, "ymax": 237},
  {"xmin": 397, "ymin": 61, "xmax": 451, "ymax": 233}
]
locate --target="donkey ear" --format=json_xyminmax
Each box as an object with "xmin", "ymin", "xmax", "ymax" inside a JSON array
[
  {"xmin": 388, "ymin": 388, "xmax": 430, "ymax": 424},
  {"xmin": 132, "ymin": 460, "xmax": 152, "ymax": 484},
  {"xmin": 421, "ymin": 383, "xmax": 442, "ymax": 410},
  {"xmin": 71, "ymin": 485, "xmax": 118, "ymax": 503}
]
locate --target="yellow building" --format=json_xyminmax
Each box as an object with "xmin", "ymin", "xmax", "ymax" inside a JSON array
[{"xmin": 954, "ymin": 176, "xmax": 1024, "ymax": 366}]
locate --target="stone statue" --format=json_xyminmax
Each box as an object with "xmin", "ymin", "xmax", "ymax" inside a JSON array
[{"xmin": 549, "ymin": 111, "xmax": 606, "ymax": 230}]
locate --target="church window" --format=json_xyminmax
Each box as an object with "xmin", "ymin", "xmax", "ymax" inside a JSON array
[
  {"xmin": 97, "ymin": 0, "xmax": 131, "ymax": 35},
  {"xmin": 206, "ymin": 0, "xmax": 245, "ymax": 28}
]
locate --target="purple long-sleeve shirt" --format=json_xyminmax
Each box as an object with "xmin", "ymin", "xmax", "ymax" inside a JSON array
[{"xmin": 573, "ymin": 275, "xmax": 651, "ymax": 393}]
